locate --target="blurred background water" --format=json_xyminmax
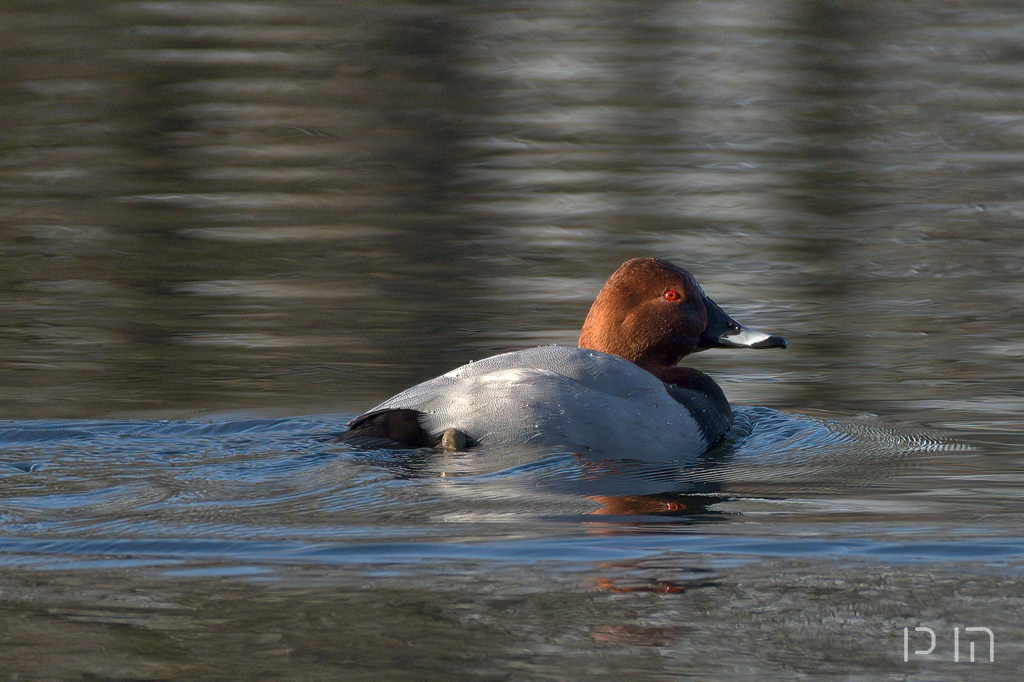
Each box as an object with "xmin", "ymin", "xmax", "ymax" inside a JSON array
[{"xmin": 2, "ymin": 0, "xmax": 1024, "ymax": 679}]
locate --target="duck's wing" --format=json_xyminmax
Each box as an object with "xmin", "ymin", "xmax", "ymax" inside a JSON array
[{"xmin": 341, "ymin": 346, "xmax": 719, "ymax": 458}]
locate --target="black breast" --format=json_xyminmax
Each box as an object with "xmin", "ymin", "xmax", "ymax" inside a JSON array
[{"xmin": 662, "ymin": 370, "xmax": 733, "ymax": 448}]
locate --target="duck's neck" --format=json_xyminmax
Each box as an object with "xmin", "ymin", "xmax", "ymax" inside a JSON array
[
  {"xmin": 649, "ymin": 364, "xmax": 731, "ymax": 413},
  {"xmin": 647, "ymin": 363, "xmax": 702, "ymax": 388},
  {"xmin": 580, "ymin": 335, "xmax": 728, "ymax": 409}
]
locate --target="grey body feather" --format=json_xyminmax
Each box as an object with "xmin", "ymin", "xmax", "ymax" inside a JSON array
[{"xmin": 365, "ymin": 346, "xmax": 712, "ymax": 459}]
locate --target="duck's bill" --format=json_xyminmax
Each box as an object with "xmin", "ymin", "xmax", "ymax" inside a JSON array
[
  {"xmin": 715, "ymin": 326, "xmax": 788, "ymax": 349},
  {"xmin": 699, "ymin": 296, "xmax": 788, "ymax": 350}
]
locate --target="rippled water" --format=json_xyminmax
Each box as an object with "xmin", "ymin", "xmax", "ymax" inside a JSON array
[
  {"xmin": 2, "ymin": 408, "xmax": 1019, "ymax": 678},
  {"xmin": 3, "ymin": 0, "xmax": 1024, "ymax": 679}
]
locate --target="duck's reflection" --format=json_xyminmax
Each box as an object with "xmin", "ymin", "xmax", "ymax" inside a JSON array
[
  {"xmin": 587, "ymin": 560, "xmax": 723, "ymax": 598},
  {"xmin": 586, "ymin": 492, "xmax": 723, "ymax": 518},
  {"xmin": 343, "ymin": 434, "xmax": 742, "ymax": 524}
]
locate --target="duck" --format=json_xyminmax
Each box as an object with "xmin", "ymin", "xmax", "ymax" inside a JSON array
[{"xmin": 342, "ymin": 258, "xmax": 786, "ymax": 460}]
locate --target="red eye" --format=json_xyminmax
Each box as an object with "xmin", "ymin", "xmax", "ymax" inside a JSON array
[{"xmin": 663, "ymin": 289, "xmax": 681, "ymax": 302}]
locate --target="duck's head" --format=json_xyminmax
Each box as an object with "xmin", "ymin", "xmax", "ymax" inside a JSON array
[{"xmin": 578, "ymin": 258, "xmax": 786, "ymax": 379}]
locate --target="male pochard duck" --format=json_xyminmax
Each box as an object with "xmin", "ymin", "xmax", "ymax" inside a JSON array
[{"xmin": 343, "ymin": 258, "xmax": 786, "ymax": 459}]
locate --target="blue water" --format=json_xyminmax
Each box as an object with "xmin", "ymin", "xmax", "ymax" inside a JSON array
[
  {"xmin": 4, "ymin": 408, "xmax": 1020, "ymax": 678},
  {"xmin": 0, "ymin": 409, "xmax": 1002, "ymax": 571}
]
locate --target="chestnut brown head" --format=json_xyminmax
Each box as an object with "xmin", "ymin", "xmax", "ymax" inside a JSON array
[{"xmin": 578, "ymin": 258, "xmax": 786, "ymax": 375}]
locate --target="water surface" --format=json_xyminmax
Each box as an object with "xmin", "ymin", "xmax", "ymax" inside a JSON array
[{"xmin": 2, "ymin": 1, "xmax": 1024, "ymax": 679}]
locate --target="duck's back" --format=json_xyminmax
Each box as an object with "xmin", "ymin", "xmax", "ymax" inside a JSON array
[{"xmin": 350, "ymin": 346, "xmax": 723, "ymax": 459}]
